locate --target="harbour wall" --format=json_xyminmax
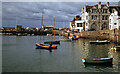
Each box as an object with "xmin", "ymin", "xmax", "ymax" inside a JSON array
[
  {"xmin": 80, "ymin": 29, "xmax": 120, "ymax": 44},
  {"xmin": 56, "ymin": 29, "xmax": 120, "ymax": 44}
]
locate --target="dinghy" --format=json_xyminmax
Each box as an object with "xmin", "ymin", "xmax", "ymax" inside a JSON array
[
  {"xmin": 36, "ymin": 43, "xmax": 57, "ymax": 49},
  {"xmin": 81, "ymin": 57, "xmax": 113, "ymax": 64}
]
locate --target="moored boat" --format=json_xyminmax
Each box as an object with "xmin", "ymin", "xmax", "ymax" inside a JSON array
[
  {"xmin": 113, "ymin": 46, "xmax": 120, "ymax": 51},
  {"xmin": 81, "ymin": 57, "xmax": 113, "ymax": 64},
  {"xmin": 36, "ymin": 43, "xmax": 57, "ymax": 49},
  {"xmin": 89, "ymin": 40, "xmax": 110, "ymax": 44}
]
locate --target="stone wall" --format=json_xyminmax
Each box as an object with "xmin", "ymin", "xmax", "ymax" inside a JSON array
[{"xmin": 80, "ymin": 29, "xmax": 120, "ymax": 44}]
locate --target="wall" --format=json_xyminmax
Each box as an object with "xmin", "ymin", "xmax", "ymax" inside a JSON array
[{"xmin": 80, "ymin": 29, "xmax": 120, "ymax": 44}]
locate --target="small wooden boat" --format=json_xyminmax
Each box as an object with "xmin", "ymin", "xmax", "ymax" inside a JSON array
[
  {"xmin": 44, "ymin": 40, "xmax": 60, "ymax": 44},
  {"xmin": 89, "ymin": 40, "xmax": 110, "ymax": 44},
  {"xmin": 81, "ymin": 57, "xmax": 113, "ymax": 64},
  {"xmin": 36, "ymin": 43, "xmax": 57, "ymax": 49}
]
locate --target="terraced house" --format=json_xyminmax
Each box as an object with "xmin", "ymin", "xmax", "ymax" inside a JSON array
[{"xmin": 70, "ymin": 2, "xmax": 116, "ymax": 32}]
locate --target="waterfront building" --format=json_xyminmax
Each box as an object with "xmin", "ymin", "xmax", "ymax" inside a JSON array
[
  {"xmin": 70, "ymin": 2, "xmax": 111, "ymax": 31},
  {"xmin": 16, "ymin": 25, "xmax": 22, "ymax": 32},
  {"xmin": 70, "ymin": 15, "xmax": 84, "ymax": 32},
  {"xmin": 81, "ymin": 2, "xmax": 110, "ymax": 31},
  {"xmin": 70, "ymin": 17, "xmax": 76, "ymax": 31},
  {"xmin": 109, "ymin": 6, "xmax": 120, "ymax": 30},
  {"xmin": 42, "ymin": 25, "xmax": 53, "ymax": 31}
]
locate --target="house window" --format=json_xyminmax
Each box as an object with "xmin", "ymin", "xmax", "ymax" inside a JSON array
[
  {"xmin": 110, "ymin": 19, "xmax": 111, "ymax": 24},
  {"xmin": 92, "ymin": 15, "xmax": 97, "ymax": 20},
  {"xmin": 102, "ymin": 16, "xmax": 104, "ymax": 20},
  {"xmin": 103, "ymin": 9, "xmax": 107, "ymax": 13},
  {"xmin": 77, "ymin": 23, "xmax": 82, "ymax": 27},
  {"xmin": 86, "ymin": 23, "xmax": 87, "ymax": 26},
  {"xmin": 92, "ymin": 9, "xmax": 97, "ymax": 13},
  {"xmin": 110, "ymin": 25, "xmax": 111, "ymax": 29},
  {"xmin": 86, "ymin": 16, "xmax": 88, "ymax": 20},
  {"xmin": 114, "ymin": 23, "xmax": 117, "ymax": 25},
  {"xmin": 105, "ymin": 16, "xmax": 108, "ymax": 20},
  {"xmin": 102, "ymin": 16, "xmax": 107, "ymax": 20}
]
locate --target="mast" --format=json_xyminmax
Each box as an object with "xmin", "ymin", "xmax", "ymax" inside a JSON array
[
  {"xmin": 41, "ymin": 9, "xmax": 44, "ymax": 29},
  {"xmin": 54, "ymin": 16, "xmax": 55, "ymax": 41},
  {"xmin": 16, "ymin": 17, "xmax": 17, "ymax": 26}
]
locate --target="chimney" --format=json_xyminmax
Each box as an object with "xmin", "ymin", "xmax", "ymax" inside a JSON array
[
  {"xmin": 107, "ymin": 2, "xmax": 109, "ymax": 7},
  {"xmin": 98, "ymin": 1, "xmax": 101, "ymax": 9},
  {"xmin": 99, "ymin": 1, "xmax": 101, "ymax": 5}
]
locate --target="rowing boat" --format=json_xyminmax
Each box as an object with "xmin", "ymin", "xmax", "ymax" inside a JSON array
[
  {"xmin": 81, "ymin": 57, "xmax": 113, "ymax": 64},
  {"xmin": 89, "ymin": 40, "xmax": 110, "ymax": 44},
  {"xmin": 36, "ymin": 43, "xmax": 57, "ymax": 49}
]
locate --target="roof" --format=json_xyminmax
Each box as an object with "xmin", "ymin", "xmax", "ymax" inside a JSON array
[
  {"xmin": 85, "ymin": 4, "xmax": 108, "ymax": 12},
  {"xmin": 109, "ymin": 6, "xmax": 120, "ymax": 16}
]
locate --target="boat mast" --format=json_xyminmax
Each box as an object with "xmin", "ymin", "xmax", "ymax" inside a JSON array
[
  {"xmin": 54, "ymin": 16, "xmax": 55, "ymax": 41},
  {"xmin": 16, "ymin": 17, "xmax": 17, "ymax": 27},
  {"xmin": 41, "ymin": 9, "xmax": 44, "ymax": 29}
]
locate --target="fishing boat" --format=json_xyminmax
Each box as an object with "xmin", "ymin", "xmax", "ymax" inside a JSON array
[
  {"xmin": 81, "ymin": 57, "xmax": 113, "ymax": 64},
  {"xmin": 44, "ymin": 16, "xmax": 60, "ymax": 44},
  {"xmin": 36, "ymin": 43, "xmax": 57, "ymax": 49},
  {"xmin": 89, "ymin": 40, "xmax": 110, "ymax": 44}
]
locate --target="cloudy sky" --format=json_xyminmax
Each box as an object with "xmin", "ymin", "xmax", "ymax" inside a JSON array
[{"xmin": 2, "ymin": 1, "xmax": 119, "ymax": 28}]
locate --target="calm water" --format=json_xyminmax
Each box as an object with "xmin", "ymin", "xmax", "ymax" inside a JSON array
[{"xmin": 2, "ymin": 35, "xmax": 120, "ymax": 72}]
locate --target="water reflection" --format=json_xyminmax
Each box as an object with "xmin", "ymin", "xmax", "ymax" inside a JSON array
[{"xmin": 2, "ymin": 36, "xmax": 120, "ymax": 72}]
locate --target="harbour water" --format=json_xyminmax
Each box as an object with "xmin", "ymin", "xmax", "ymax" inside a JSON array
[{"xmin": 2, "ymin": 35, "xmax": 120, "ymax": 72}]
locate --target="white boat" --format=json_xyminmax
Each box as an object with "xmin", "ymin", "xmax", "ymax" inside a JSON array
[{"xmin": 89, "ymin": 40, "xmax": 110, "ymax": 44}]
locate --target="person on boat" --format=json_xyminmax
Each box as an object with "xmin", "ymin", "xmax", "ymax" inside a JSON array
[{"xmin": 49, "ymin": 42, "xmax": 52, "ymax": 52}]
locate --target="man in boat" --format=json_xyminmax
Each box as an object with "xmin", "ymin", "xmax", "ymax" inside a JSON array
[{"xmin": 49, "ymin": 42, "xmax": 52, "ymax": 52}]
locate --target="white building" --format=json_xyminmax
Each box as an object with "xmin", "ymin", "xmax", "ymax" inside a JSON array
[
  {"xmin": 109, "ymin": 6, "xmax": 120, "ymax": 30},
  {"xmin": 75, "ymin": 19, "xmax": 84, "ymax": 32},
  {"xmin": 81, "ymin": 7, "xmax": 89, "ymax": 31}
]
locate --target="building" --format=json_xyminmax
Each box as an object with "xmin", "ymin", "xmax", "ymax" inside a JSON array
[
  {"xmin": 16, "ymin": 25, "xmax": 22, "ymax": 32},
  {"xmin": 70, "ymin": 15, "xmax": 84, "ymax": 32},
  {"xmin": 75, "ymin": 15, "xmax": 84, "ymax": 32},
  {"xmin": 109, "ymin": 6, "xmax": 120, "ymax": 30},
  {"xmin": 42, "ymin": 25, "xmax": 53, "ymax": 31},
  {"xmin": 81, "ymin": 2, "xmax": 110, "ymax": 31}
]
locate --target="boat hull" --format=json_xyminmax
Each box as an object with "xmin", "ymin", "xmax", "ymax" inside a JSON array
[
  {"xmin": 36, "ymin": 43, "xmax": 57, "ymax": 49},
  {"xmin": 72, "ymin": 38, "xmax": 78, "ymax": 40},
  {"xmin": 44, "ymin": 40, "xmax": 60, "ymax": 44},
  {"xmin": 115, "ymin": 46, "xmax": 120, "ymax": 51},
  {"xmin": 89, "ymin": 41, "xmax": 110, "ymax": 44},
  {"xmin": 82, "ymin": 58, "xmax": 113, "ymax": 64}
]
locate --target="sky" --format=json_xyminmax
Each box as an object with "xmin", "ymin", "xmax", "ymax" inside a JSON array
[{"xmin": 1, "ymin": 1, "xmax": 120, "ymax": 28}]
